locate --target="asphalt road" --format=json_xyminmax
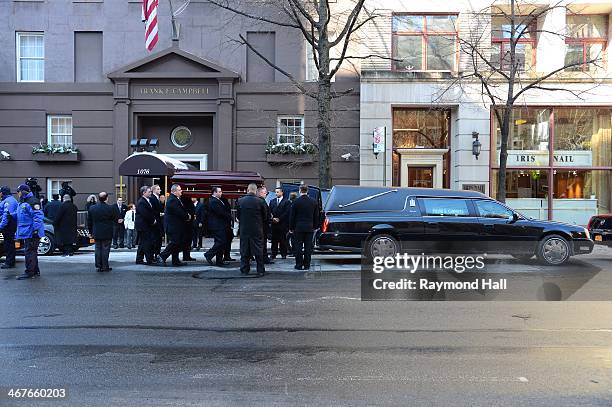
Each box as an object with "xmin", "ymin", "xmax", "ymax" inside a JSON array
[{"xmin": 0, "ymin": 249, "xmax": 611, "ymax": 406}]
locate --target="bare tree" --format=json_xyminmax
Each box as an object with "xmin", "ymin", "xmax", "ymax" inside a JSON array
[
  {"xmin": 207, "ymin": 0, "xmax": 377, "ymax": 188},
  {"xmin": 436, "ymin": 0, "xmax": 603, "ymax": 202}
]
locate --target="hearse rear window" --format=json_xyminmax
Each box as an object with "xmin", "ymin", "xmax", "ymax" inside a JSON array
[
  {"xmin": 591, "ymin": 217, "xmax": 612, "ymax": 229},
  {"xmin": 421, "ymin": 198, "xmax": 470, "ymax": 217}
]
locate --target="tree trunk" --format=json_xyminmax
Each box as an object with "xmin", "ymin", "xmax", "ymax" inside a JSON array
[
  {"xmin": 496, "ymin": 106, "xmax": 512, "ymax": 203},
  {"xmin": 317, "ymin": 80, "xmax": 332, "ymax": 189}
]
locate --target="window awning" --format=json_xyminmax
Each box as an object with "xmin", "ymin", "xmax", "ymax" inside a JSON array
[{"xmin": 118, "ymin": 152, "xmax": 195, "ymax": 177}]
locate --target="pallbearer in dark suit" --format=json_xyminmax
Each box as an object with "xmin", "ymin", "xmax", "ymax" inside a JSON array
[
  {"xmin": 204, "ymin": 187, "xmax": 231, "ymax": 266},
  {"xmin": 181, "ymin": 195, "xmax": 196, "ymax": 261},
  {"xmin": 289, "ymin": 185, "xmax": 319, "ymax": 270},
  {"xmin": 135, "ymin": 185, "xmax": 163, "ymax": 266},
  {"xmin": 160, "ymin": 184, "xmax": 191, "ymax": 266},
  {"xmin": 112, "ymin": 198, "xmax": 128, "ymax": 249},
  {"xmin": 269, "ymin": 187, "xmax": 291, "ymax": 259},
  {"xmin": 258, "ymin": 186, "xmax": 274, "ymax": 264},
  {"xmin": 87, "ymin": 192, "xmax": 118, "ymax": 272},
  {"xmin": 221, "ymin": 196, "xmax": 235, "ymax": 261},
  {"xmin": 53, "ymin": 194, "xmax": 78, "ymax": 256},
  {"xmin": 193, "ymin": 198, "xmax": 205, "ymax": 250},
  {"xmin": 150, "ymin": 185, "xmax": 164, "ymax": 257},
  {"xmin": 237, "ymin": 183, "xmax": 268, "ymax": 276}
]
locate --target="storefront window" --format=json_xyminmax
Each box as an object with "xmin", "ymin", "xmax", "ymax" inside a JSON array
[
  {"xmin": 491, "ymin": 169, "xmax": 549, "ymax": 220},
  {"xmin": 492, "ymin": 107, "xmax": 612, "ymax": 223},
  {"xmin": 393, "ymin": 109, "xmax": 449, "ymax": 149},
  {"xmin": 553, "ymin": 108, "xmax": 612, "ymax": 167},
  {"xmin": 493, "ymin": 108, "xmax": 550, "ymax": 166},
  {"xmin": 553, "ymin": 170, "xmax": 611, "ymax": 225}
]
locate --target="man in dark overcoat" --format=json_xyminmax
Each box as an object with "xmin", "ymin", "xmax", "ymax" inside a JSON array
[
  {"xmin": 88, "ymin": 192, "xmax": 117, "ymax": 272},
  {"xmin": 269, "ymin": 187, "xmax": 291, "ymax": 259},
  {"xmin": 160, "ymin": 184, "xmax": 191, "ymax": 266},
  {"xmin": 53, "ymin": 194, "xmax": 78, "ymax": 256},
  {"xmin": 112, "ymin": 197, "xmax": 128, "ymax": 249},
  {"xmin": 135, "ymin": 185, "xmax": 163, "ymax": 266},
  {"xmin": 237, "ymin": 183, "xmax": 268, "ymax": 276},
  {"xmin": 204, "ymin": 187, "xmax": 231, "ymax": 266},
  {"xmin": 289, "ymin": 185, "xmax": 319, "ymax": 270}
]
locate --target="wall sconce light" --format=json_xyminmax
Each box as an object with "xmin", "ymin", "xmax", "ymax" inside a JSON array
[
  {"xmin": 472, "ymin": 131, "xmax": 482, "ymax": 159},
  {"xmin": 130, "ymin": 139, "xmax": 139, "ymax": 149},
  {"xmin": 149, "ymin": 138, "xmax": 159, "ymax": 147}
]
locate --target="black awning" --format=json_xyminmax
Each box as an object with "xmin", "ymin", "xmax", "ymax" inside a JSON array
[{"xmin": 118, "ymin": 152, "xmax": 194, "ymax": 177}]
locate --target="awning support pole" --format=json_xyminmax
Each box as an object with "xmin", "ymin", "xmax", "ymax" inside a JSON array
[{"xmin": 120, "ymin": 176, "xmax": 123, "ymax": 199}]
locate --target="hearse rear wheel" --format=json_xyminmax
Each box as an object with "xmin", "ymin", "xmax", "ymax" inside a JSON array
[
  {"xmin": 536, "ymin": 234, "xmax": 570, "ymax": 266},
  {"xmin": 367, "ymin": 234, "xmax": 399, "ymax": 259}
]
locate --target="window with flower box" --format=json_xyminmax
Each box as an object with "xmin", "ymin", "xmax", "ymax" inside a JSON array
[
  {"xmin": 47, "ymin": 115, "xmax": 73, "ymax": 146},
  {"xmin": 277, "ymin": 116, "xmax": 304, "ymax": 144}
]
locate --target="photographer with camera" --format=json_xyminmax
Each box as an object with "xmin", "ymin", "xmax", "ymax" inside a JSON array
[{"xmin": 15, "ymin": 184, "xmax": 45, "ymax": 280}]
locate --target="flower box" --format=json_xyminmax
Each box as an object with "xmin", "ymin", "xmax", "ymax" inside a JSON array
[
  {"xmin": 34, "ymin": 151, "xmax": 80, "ymax": 162},
  {"xmin": 266, "ymin": 153, "xmax": 316, "ymax": 165}
]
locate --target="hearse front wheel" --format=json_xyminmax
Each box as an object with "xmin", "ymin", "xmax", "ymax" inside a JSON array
[
  {"xmin": 366, "ymin": 234, "xmax": 399, "ymax": 259},
  {"xmin": 536, "ymin": 234, "xmax": 570, "ymax": 266}
]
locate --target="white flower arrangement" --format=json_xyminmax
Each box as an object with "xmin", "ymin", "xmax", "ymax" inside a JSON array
[
  {"xmin": 265, "ymin": 137, "xmax": 317, "ymax": 155},
  {"xmin": 32, "ymin": 143, "xmax": 80, "ymax": 155}
]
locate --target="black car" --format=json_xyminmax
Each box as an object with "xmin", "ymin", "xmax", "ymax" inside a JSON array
[
  {"xmin": 587, "ymin": 214, "xmax": 612, "ymax": 247},
  {"xmin": 0, "ymin": 218, "xmax": 93, "ymax": 257},
  {"xmin": 317, "ymin": 186, "xmax": 594, "ymax": 266}
]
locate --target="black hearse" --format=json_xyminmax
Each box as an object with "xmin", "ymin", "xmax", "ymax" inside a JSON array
[{"xmin": 317, "ymin": 186, "xmax": 594, "ymax": 266}]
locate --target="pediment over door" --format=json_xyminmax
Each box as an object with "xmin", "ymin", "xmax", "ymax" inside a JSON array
[{"xmin": 108, "ymin": 46, "xmax": 240, "ymax": 80}]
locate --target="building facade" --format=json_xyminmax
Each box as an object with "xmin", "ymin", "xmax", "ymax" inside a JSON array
[
  {"xmin": 360, "ymin": 0, "xmax": 612, "ymax": 225},
  {"xmin": 0, "ymin": 0, "xmax": 360, "ymax": 206}
]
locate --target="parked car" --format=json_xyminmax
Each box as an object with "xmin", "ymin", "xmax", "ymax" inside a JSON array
[
  {"xmin": 317, "ymin": 186, "xmax": 594, "ymax": 266},
  {"xmin": 12, "ymin": 217, "xmax": 94, "ymax": 256},
  {"xmin": 587, "ymin": 214, "xmax": 612, "ymax": 247}
]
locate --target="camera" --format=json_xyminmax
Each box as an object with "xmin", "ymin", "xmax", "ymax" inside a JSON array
[
  {"xmin": 25, "ymin": 178, "xmax": 42, "ymax": 199},
  {"xmin": 0, "ymin": 150, "xmax": 10, "ymax": 160},
  {"xmin": 59, "ymin": 181, "xmax": 76, "ymax": 199}
]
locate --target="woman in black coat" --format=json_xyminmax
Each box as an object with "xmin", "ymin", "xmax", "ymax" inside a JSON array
[{"xmin": 54, "ymin": 195, "xmax": 78, "ymax": 256}]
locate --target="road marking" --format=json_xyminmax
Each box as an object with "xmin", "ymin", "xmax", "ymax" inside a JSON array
[{"xmin": 518, "ymin": 377, "xmax": 529, "ymax": 382}]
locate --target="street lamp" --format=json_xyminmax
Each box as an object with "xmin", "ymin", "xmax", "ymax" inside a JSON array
[{"xmin": 472, "ymin": 132, "xmax": 482, "ymax": 159}]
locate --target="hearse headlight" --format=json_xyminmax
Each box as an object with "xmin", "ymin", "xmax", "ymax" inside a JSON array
[{"xmin": 584, "ymin": 227, "xmax": 590, "ymax": 240}]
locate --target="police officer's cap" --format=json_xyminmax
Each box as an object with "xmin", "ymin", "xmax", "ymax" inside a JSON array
[{"xmin": 17, "ymin": 184, "xmax": 31, "ymax": 193}]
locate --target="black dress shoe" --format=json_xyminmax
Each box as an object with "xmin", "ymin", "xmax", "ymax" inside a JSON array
[
  {"xmin": 135, "ymin": 260, "xmax": 144, "ymax": 265},
  {"xmin": 204, "ymin": 255, "xmax": 214, "ymax": 266},
  {"xmin": 112, "ymin": 245, "xmax": 118, "ymax": 249},
  {"xmin": 282, "ymin": 256, "xmax": 287, "ymax": 259},
  {"xmin": 215, "ymin": 262, "xmax": 229, "ymax": 267},
  {"xmin": 294, "ymin": 265, "xmax": 303, "ymax": 270},
  {"xmin": 104, "ymin": 267, "xmax": 112, "ymax": 272},
  {"xmin": 96, "ymin": 268, "xmax": 103, "ymax": 273},
  {"xmin": 147, "ymin": 259, "xmax": 164, "ymax": 267},
  {"xmin": 224, "ymin": 257, "xmax": 237, "ymax": 262},
  {"xmin": 17, "ymin": 272, "xmax": 39, "ymax": 280},
  {"xmin": 256, "ymin": 272, "xmax": 265, "ymax": 277},
  {"xmin": 183, "ymin": 257, "xmax": 197, "ymax": 262},
  {"xmin": 172, "ymin": 261, "xmax": 185, "ymax": 267}
]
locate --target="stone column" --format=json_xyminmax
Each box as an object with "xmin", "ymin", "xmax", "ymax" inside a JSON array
[
  {"xmin": 215, "ymin": 79, "xmax": 235, "ymax": 170},
  {"xmin": 113, "ymin": 80, "xmax": 131, "ymax": 199}
]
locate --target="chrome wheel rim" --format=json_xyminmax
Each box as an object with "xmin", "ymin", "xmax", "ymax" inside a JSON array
[
  {"xmin": 370, "ymin": 237, "xmax": 397, "ymax": 258},
  {"xmin": 542, "ymin": 238, "xmax": 568, "ymax": 264},
  {"xmin": 38, "ymin": 236, "xmax": 52, "ymax": 255}
]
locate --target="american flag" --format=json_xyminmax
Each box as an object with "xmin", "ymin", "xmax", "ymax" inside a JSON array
[{"xmin": 142, "ymin": 0, "xmax": 159, "ymax": 51}]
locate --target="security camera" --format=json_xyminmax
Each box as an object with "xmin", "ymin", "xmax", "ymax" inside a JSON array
[
  {"xmin": 0, "ymin": 151, "xmax": 10, "ymax": 160},
  {"xmin": 341, "ymin": 153, "xmax": 351, "ymax": 160}
]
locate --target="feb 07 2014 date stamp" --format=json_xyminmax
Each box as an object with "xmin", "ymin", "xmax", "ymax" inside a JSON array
[{"xmin": 1, "ymin": 387, "xmax": 68, "ymax": 400}]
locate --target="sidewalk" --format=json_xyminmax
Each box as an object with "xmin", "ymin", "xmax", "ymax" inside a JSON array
[{"xmin": 60, "ymin": 238, "xmax": 612, "ymax": 274}]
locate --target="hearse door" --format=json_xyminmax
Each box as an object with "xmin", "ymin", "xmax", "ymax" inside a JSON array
[
  {"xmin": 397, "ymin": 196, "xmax": 426, "ymax": 252},
  {"xmin": 472, "ymin": 199, "xmax": 533, "ymax": 254},
  {"xmin": 417, "ymin": 197, "xmax": 482, "ymax": 254}
]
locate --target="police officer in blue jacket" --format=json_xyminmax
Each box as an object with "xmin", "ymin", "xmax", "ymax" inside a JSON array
[
  {"xmin": 15, "ymin": 184, "xmax": 45, "ymax": 280},
  {"xmin": 0, "ymin": 186, "xmax": 18, "ymax": 269}
]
